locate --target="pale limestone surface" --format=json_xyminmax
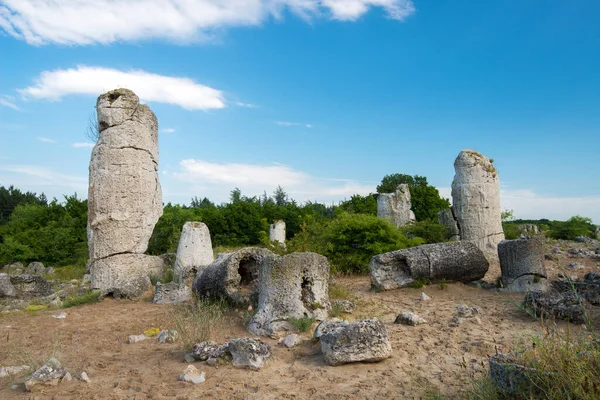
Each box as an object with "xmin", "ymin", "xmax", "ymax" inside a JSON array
[
  {"xmin": 377, "ymin": 184, "xmax": 412, "ymax": 227},
  {"xmin": 173, "ymin": 222, "xmax": 213, "ymax": 282},
  {"xmin": 269, "ymin": 220, "xmax": 286, "ymax": 245}
]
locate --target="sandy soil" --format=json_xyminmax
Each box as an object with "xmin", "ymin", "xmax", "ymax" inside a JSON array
[{"xmin": 1, "ymin": 241, "xmax": 598, "ymax": 399}]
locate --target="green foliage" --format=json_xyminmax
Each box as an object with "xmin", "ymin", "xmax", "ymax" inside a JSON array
[
  {"xmin": 502, "ymin": 222, "xmax": 522, "ymax": 240},
  {"xmin": 329, "ymin": 302, "xmax": 346, "ymax": 318},
  {"xmin": 401, "ymin": 220, "xmax": 449, "ymax": 244},
  {"xmin": 0, "ymin": 194, "xmax": 88, "ymax": 266},
  {"xmin": 338, "ymin": 194, "xmax": 377, "ymax": 215},
  {"xmin": 173, "ymin": 298, "xmax": 226, "ymax": 349},
  {"xmin": 288, "ymin": 316, "xmax": 315, "ymax": 332},
  {"xmin": 409, "ymin": 278, "xmax": 429, "ymax": 289},
  {"xmin": 150, "ymin": 268, "xmax": 174, "ymax": 286},
  {"xmin": 62, "ymin": 290, "xmax": 101, "ymax": 308},
  {"xmin": 376, "ymin": 174, "xmax": 450, "ymax": 221},
  {"xmin": 504, "ymin": 216, "xmax": 597, "ymax": 241},
  {"xmin": 47, "ymin": 264, "xmax": 87, "ymax": 281},
  {"xmin": 288, "ymin": 212, "xmax": 421, "ymax": 274},
  {"xmin": 0, "ymin": 185, "xmax": 47, "ymax": 224},
  {"xmin": 501, "ymin": 209, "xmax": 515, "ymax": 222}
]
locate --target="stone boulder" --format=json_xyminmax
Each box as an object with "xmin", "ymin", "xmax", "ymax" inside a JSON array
[
  {"xmin": 269, "ymin": 220, "xmax": 286, "ymax": 246},
  {"xmin": 498, "ymin": 235, "xmax": 548, "ymax": 292},
  {"xmin": 370, "ymin": 241, "xmax": 489, "ymax": 290},
  {"xmin": 247, "ymin": 252, "xmax": 330, "ymax": 336},
  {"xmin": 24, "ymin": 358, "xmax": 65, "ymax": 391},
  {"xmin": 2, "ymin": 262, "xmax": 24, "ymax": 275},
  {"xmin": 377, "ymin": 184, "xmax": 412, "ymax": 228},
  {"xmin": 394, "ymin": 311, "xmax": 427, "ymax": 326},
  {"xmin": 193, "ymin": 247, "xmax": 275, "ymax": 306},
  {"xmin": 0, "ymin": 273, "xmax": 16, "ymax": 297},
  {"xmin": 173, "ymin": 222, "xmax": 213, "ymax": 282},
  {"xmin": 552, "ymin": 272, "xmax": 600, "ymax": 306},
  {"xmin": 437, "ymin": 208, "xmax": 460, "ymax": 241},
  {"xmin": 451, "ymin": 150, "xmax": 504, "ymax": 263},
  {"xmin": 27, "ymin": 262, "xmax": 46, "ymax": 275},
  {"xmin": 489, "ymin": 353, "xmax": 542, "ymax": 396},
  {"xmin": 320, "ymin": 319, "xmax": 392, "ymax": 366},
  {"xmin": 152, "ymin": 282, "xmax": 191, "ymax": 304},
  {"xmin": 228, "ymin": 338, "xmax": 272, "ymax": 370},
  {"xmin": 88, "ymin": 88, "xmax": 163, "ymax": 298},
  {"xmin": 9, "ymin": 274, "xmax": 52, "ymax": 298},
  {"xmin": 523, "ymin": 290, "xmax": 586, "ymax": 324}
]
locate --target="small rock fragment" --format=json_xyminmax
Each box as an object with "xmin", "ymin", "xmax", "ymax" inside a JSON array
[
  {"xmin": 24, "ymin": 357, "xmax": 65, "ymax": 391},
  {"xmin": 178, "ymin": 365, "xmax": 206, "ymax": 384},
  {"xmin": 52, "ymin": 312, "xmax": 67, "ymax": 319},
  {"xmin": 282, "ymin": 334, "xmax": 303, "ymax": 348},
  {"xmin": 183, "ymin": 353, "xmax": 196, "ymax": 363},
  {"xmin": 420, "ymin": 292, "xmax": 431, "ymax": 301},
  {"xmin": 206, "ymin": 357, "xmax": 218, "ymax": 367},
  {"xmin": 62, "ymin": 372, "xmax": 72, "ymax": 382},
  {"xmin": 157, "ymin": 329, "xmax": 179, "ymax": 343},
  {"xmin": 394, "ymin": 311, "xmax": 427, "ymax": 326},
  {"xmin": 127, "ymin": 334, "xmax": 149, "ymax": 344},
  {"xmin": 80, "ymin": 371, "xmax": 91, "ymax": 383}
]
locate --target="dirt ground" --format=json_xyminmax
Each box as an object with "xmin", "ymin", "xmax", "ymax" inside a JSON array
[{"xmin": 1, "ymin": 241, "xmax": 598, "ymax": 399}]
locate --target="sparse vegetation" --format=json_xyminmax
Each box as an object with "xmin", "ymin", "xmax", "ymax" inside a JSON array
[
  {"xmin": 47, "ymin": 264, "xmax": 87, "ymax": 281},
  {"xmin": 25, "ymin": 304, "xmax": 48, "ymax": 312},
  {"xmin": 329, "ymin": 302, "xmax": 346, "ymax": 318},
  {"xmin": 329, "ymin": 283, "xmax": 353, "ymax": 300},
  {"xmin": 150, "ymin": 268, "xmax": 174, "ymax": 286},
  {"xmin": 289, "ymin": 316, "xmax": 315, "ymax": 332},
  {"xmin": 410, "ymin": 278, "xmax": 429, "ymax": 289},
  {"xmin": 62, "ymin": 290, "xmax": 101, "ymax": 308},
  {"xmin": 173, "ymin": 298, "xmax": 226, "ymax": 349},
  {"xmin": 438, "ymin": 281, "xmax": 448, "ymax": 290}
]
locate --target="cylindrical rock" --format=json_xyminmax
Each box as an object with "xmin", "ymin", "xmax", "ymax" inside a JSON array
[
  {"xmin": 174, "ymin": 222, "xmax": 213, "ymax": 282},
  {"xmin": 370, "ymin": 241, "xmax": 489, "ymax": 290},
  {"xmin": 377, "ymin": 184, "xmax": 412, "ymax": 227},
  {"xmin": 498, "ymin": 235, "xmax": 547, "ymax": 292},
  {"xmin": 269, "ymin": 220, "xmax": 286, "ymax": 245}
]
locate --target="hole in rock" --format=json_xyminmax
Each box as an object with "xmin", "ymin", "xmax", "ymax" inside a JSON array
[{"xmin": 237, "ymin": 256, "xmax": 258, "ymax": 296}]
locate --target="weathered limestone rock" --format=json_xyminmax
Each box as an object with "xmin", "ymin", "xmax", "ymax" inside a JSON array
[
  {"xmin": 331, "ymin": 299, "xmax": 355, "ymax": 314},
  {"xmin": 157, "ymin": 329, "xmax": 179, "ymax": 343},
  {"xmin": 228, "ymin": 338, "xmax": 272, "ymax": 370},
  {"xmin": 498, "ymin": 235, "xmax": 548, "ymax": 292},
  {"xmin": 377, "ymin": 184, "xmax": 412, "ymax": 227},
  {"xmin": 152, "ymin": 281, "xmax": 191, "ymax": 304},
  {"xmin": 192, "ymin": 341, "xmax": 229, "ymax": 361},
  {"xmin": 370, "ymin": 241, "xmax": 489, "ymax": 290},
  {"xmin": 24, "ymin": 358, "xmax": 65, "ymax": 391},
  {"xmin": 91, "ymin": 254, "xmax": 165, "ymax": 298},
  {"xmin": 178, "ymin": 365, "xmax": 205, "ymax": 384},
  {"xmin": 517, "ymin": 224, "xmax": 539, "ymax": 236},
  {"xmin": 0, "ymin": 365, "xmax": 31, "ymax": 378},
  {"xmin": 451, "ymin": 150, "xmax": 504, "ymax": 263},
  {"xmin": 320, "ymin": 318, "xmax": 392, "ymax": 366},
  {"xmin": 437, "ymin": 208, "xmax": 460, "ymax": 241},
  {"xmin": 489, "ymin": 354, "xmax": 542, "ymax": 396},
  {"xmin": 88, "ymin": 88, "xmax": 163, "ymax": 298},
  {"xmin": 247, "ymin": 252, "xmax": 330, "ymax": 336},
  {"xmin": 9, "ymin": 274, "xmax": 52, "ymax": 298},
  {"xmin": 193, "ymin": 247, "xmax": 275, "ymax": 306},
  {"xmin": 3, "ymin": 262, "xmax": 23, "ymax": 275},
  {"xmin": 269, "ymin": 220, "xmax": 286, "ymax": 246},
  {"xmin": 552, "ymin": 272, "xmax": 600, "ymax": 306},
  {"xmin": 0, "ymin": 273, "xmax": 16, "ymax": 297},
  {"xmin": 281, "ymin": 334, "xmax": 303, "ymax": 348},
  {"xmin": 27, "ymin": 262, "xmax": 46, "ymax": 275},
  {"xmin": 313, "ymin": 318, "xmax": 345, "ymax": 340},
  {"xmin": 173, "ymin": 222, "xmax": 213, "ymax": 282},
  {"xmin": 523, "ymin": 290, "xmax": 586, "ymax": 324},
  {"xmin": 394, "ymin": 312, "xmax": 427, "ymax": 326}
]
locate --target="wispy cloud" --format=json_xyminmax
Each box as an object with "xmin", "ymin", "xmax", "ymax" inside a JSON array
[
  {"xmin": 235, "ymin": 102, "xmax": 258, "ymax": 108},
  {"xmin": 274, "ymin": 121, "xmax": 312, "ymax": 128},
  {"xmin": 437, "ymin": 186, "xmax": 600, "ymax": 224},
  {"xmin": 72, "ymin": 142, "xmax": 95, "ymax": 148},
  {"xmin": 0, "ymin": 94, "xmax": 21, "ymax": 111},
  {"xmin": 169, "ymin": 158, "xmax": 374, "ymax": 204},
  {"xmin": 161, "ymin": 128, "xmax": 176, "ymax": 134},
  {"xmin": 19, "ymin": 66, "xmax": 226, "ymax": 110},
  {"xmin": 37, "ymin": 137, "xmax": 56, "ymax": 143},
  {"xmin": 0, "ymin": 164, "xmax": 87, "ymax": 196},
  {"xmin": 0, "ymin": 1, "xmax": 416, "ymax": 46}
]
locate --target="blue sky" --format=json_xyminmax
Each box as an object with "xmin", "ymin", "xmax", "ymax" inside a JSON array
[{"xmin": 0, "ymin": 0, "xmax": 599, "ymax": 222}]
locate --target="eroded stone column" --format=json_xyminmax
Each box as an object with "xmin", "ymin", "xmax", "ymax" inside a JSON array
[{"xmin": 377, "ymin": 184, "xmax": 412, "ymax": 227}]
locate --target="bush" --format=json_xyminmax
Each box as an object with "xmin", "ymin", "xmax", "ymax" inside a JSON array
[
  {"xmin": 402, "ymin": 221, "xmax": 449, "ymax": 244},
  {"xmin": 288, "ymin": 316, "xmax": 315, "ymax": 332},
  {"xmin": 288, "ymin": 213, "xmax": 421, "ymax": 274}
]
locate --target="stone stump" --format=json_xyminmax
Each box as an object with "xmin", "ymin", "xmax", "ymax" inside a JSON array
[
  {"xmin": 173, "ymin": 222, "xmax": 213, "ymax": 282},
  {"xmin": 377, "ymin": 184, "xmax": 412, "ymax": 227},
  {"xmin": 269, "ymin": 220, "xmax": 286, "ymax": 246},
  {"xmin": 498, "ymin": 235, "xmax": 548, "ymax": 292}
]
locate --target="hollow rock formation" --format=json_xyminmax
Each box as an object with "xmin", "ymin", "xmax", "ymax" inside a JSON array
[
  {"xmin": 173, "ymin": 222, "xmax": 213, "ymax": 282},
  {"xmin": 192, "ymin": 247, "xmax": 275, "ymax": 306},
  {"xmin": 370, "ymin": 241, "xmax": 489, "ymax": 290},
  {"xmin": 498, "ymin": 234, "xmax": 547, "ymax": 292},
  {"xmin": 450, "ymin": 150, "xmax": 504, "ymax": 263},
  {"xmin": 247, "ymin": 252, "xmax": 330, "ymax": 336},
  {"xmin": 377, "ymin": 184, "xmax": 412, "ymax": 227},
  {"xmin": 88, "ymin": 89, "xmax": 164, "ymax": 298}
]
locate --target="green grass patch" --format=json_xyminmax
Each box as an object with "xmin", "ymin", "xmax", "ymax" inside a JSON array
[
  {"xmin": 47, "ymin": 264, "xmax": 87, "ymax": 281},
  {"xmin": 62, "ymin": 290, "xmax": 101, "ymax": 308},
  {"xmin": 25, "ymin": 304, "xmax": 48, "ymax": 312},
  {"xmin": 150, "ymin": 268, "xmax": 174, "ymax": 286},
  {"xmin": 289, "ymin": 316, "xmax": 315, "ymax": 332},
  {"xmin": 329, "ymin": 283, "xmax": 353, "ymax": 300}
]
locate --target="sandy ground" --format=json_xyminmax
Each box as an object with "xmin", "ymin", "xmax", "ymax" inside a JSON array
[{"xmin": 1, "ymin": 241, "xmax": 598, "ymax": 399}]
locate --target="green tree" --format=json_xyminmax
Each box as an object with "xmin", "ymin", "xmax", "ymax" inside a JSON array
[
  {"xmin": 338, "ymin": 194, "xmax": 377, "ymax": 216},
  {"xmin": 273, "ymin": 185, "xmax": 288, "ymax": 206},
  {"xmin": 376, "ymin": 174, "xmax": 450, "ymax": 221}
]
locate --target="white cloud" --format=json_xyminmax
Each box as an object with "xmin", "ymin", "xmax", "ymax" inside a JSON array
[
  {"xmin": 0, "ymin": 0, "xmax": 416, "ymax": 46},
  {"xmin": 72, "ymin": 142, "xmax": 95, "ymax": 148},
  {"xmin": 0, "ymin": 164, "xmax": 87, "ymax": 196},
  {"xmin": 0, "ymin": 94, "xmax": 21, "ymax": 111},
  {"xmin": 161, "ymin": 128, "xmax": 176, "ymax": 133},
  {"xmin": 19, "ymin": 66, "xmax": 226, "ymax": 110},
  {"xmin": 274, "ymin": 121, "xmax": 312, "ymax": 128},
  {"xmin": 169, "ymin": 159, "xmax": 374, "ymax": 204},
  {"xmin": 37, "ymin": 137, "xmax": 56, "ymax": 143},
  {"xmin": 437, "ymin": 186, "xmax": 600, "ymax": 224},
  {"xmin": 235, "ymin": 102, "xmax": 258, "ymax": 108}
]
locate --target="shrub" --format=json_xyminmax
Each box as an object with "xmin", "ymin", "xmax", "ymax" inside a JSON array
[
  {"xmin": 402, "ymin": 221, "xmax": 449, "ymax": 244},
  {"xmin": 173, "ymin": 298, "xmax": 226, "ymax": 349},
  {"xmin": 62, "ymin": 290, "xmax": 101, "ymax": 308},
  {"xmin": 47, "ymin": 264, "xmax": 87, "ymax": 281},
  {"xmin": 150, "ymin": 268, "xmax": 174, "ymax": 286},
  {"xmin": 288, "ymin": 316, "xmax": 315, "ymax": 332}
]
